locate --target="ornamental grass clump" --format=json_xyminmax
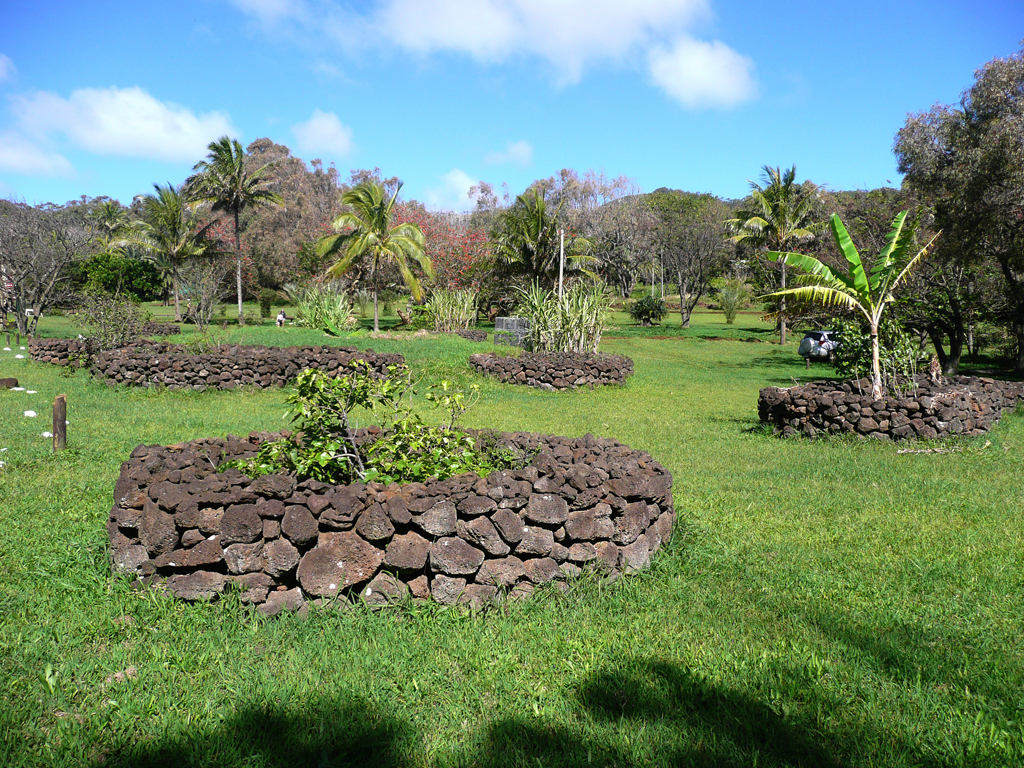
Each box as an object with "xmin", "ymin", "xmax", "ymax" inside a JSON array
[
  {"xmin": 227, "ymin": 362, "xmax": 524, "ymax": 485},
  {"xmin": 427, "ymin": 289, "xmax": 477, "ymax": 332},
  {"xmin": 518, "ymin": 281, "xmax": 610, "ymax": 353},
  {"xmin": 283, "ymin": 281, "xmax": 354, "ymax": 336}
]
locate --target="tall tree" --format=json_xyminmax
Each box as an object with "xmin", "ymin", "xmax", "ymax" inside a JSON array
[
  {"xmin": 0, "ymin": 199, "xmax": 94, "ymax": 334},
  {"xmin": 136, "ymin": 184, "xmax": 218, "ymax": 322},
  {"xmin": 186, "ymin": 136, "xmax": 284, "ymax": 325},
  {"xmin": 894, "ymin": 45, "xmax": 1024, "ymax": 372},
  {"xmin": 316, "ymin": 181, "xmax": 433, "ymax": 331},
  {"xmin": 491, "ymin": 189, "xmax": 593, "ymax": 294},
  {"xmin": 765, "ymin": 211, "xmax": 939, "ymax": 400},
  {"xmin": 647, "ymin": 190, "xmax": 729, "ymax": 327},
  {"xmin": 726, "ymin": 165, "xmax": 822, "ymax": 344}
]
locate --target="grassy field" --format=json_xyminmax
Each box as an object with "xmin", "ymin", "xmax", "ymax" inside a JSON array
[{"xmin": 1, "ymin": 309, "xmax": 1022, "ymax": 767}]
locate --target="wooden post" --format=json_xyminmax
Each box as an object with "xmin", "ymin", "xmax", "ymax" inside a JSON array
[
  {"xmin": 16, "ymin": 332, "xmax": 20, "ymax": 345},
  {"xmin": 53, "ymin": 395, "xmax": 67, "ymax": 452},
  {"xmin": 5, "ymin": 333, "xmax": 9, "ymax": 345}
]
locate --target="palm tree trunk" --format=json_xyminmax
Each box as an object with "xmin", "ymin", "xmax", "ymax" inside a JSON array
[
  {"xmin": 779, "ymin": 262, "xmax": 787, "ymax": 345},
  {"xmin": 371, "ymin": 259, "xmax": 380, "ymax": 332},
  {"xmin": 234, "ymin": 209, "xmax": 245, "ymax": 326},
  {"xmin": 173, "ymin": 264, "xmax": 181, "ymax": 322}
]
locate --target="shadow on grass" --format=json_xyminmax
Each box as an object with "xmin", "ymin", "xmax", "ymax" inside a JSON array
[
  {"xmin": 95, "ymin": 694, "xmax": 412, "ymax": 768},
  {"xmin": 89, "ymin": 658, "xmax": 965, "ymax": 768}
]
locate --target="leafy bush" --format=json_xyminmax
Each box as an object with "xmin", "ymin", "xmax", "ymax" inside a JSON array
[
  {"xmin": 518, "ymin": 281, "xmax": 610, "ymax": 353},
  {"xmin": 628, "ymin": 294, "xmax": 667, "ymax": 326},
  {"xmin": 711, "ymin": 277, "xmax": 753, "ymax": 324},
  {"xmin": 428, "ymin": 289, "xmax": 477, "ymax": 332},
  {"xmin": 258, "ymin": 289, "xmax": 277, "ymax": 319},
  {"xmin": 831, "ymin": 317, "xmax": 927, "ymax": 393},
  {"xmin": 227, "ymin": 364, "xmax": 516, "ymax": 485},
  {"xmin": 83, "ymin": 295, "xmax": 144, "ymax": 350},
  {"xmin": 282, "ymin": 281, "xmax": 354, "ymax": 335}
]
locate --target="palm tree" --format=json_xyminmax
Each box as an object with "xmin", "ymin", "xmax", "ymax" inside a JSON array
[
  {"xmin": 316, "ymin": 181, "xmax": 433, "ymax": 332},
  {"xmin": 726, "ymin": 165, "xmax": 822, "ymax": 344},
  {"xmin": 186, "ymin": 136, "xmax": 283, "ymax": 325},
  {"xmin": 135, "ymin": 184, "xmax": 218, "ymax": 322},
  {"xmin": 492, "ymin": 189, "xmax": 593, "ymax": 291},
  {"xmin": 764, "ymin": 210, "xmax": 940, "ymax": 400}
]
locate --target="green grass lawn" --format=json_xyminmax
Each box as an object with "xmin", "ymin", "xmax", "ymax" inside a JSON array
[{"xmin": 1, "ymin": 310, "xmax": 1022, "ymax": 767}]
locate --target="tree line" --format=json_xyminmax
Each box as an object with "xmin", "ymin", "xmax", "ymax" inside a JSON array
[{"xmin": 2, "ymin": 42, "xmax": 1022, "ymax": 373}]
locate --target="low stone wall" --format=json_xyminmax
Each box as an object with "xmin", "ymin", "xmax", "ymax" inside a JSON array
[
  {"xmin": 758, "ymin": 375, "xmax": 1024, "ymax": 440},
  {"xmin": 29, "ymin": 337, "xmax": 97, "ymax": 367},
  {"xmin": 453, "ymin": 329, "xmax": 488, "ymax": 343},
  {"xmin": 142, "ymin": 322, "xmax": 181, "ymax": 336},
  {"xmin": 90, "ymin": 343, "xmax": 405, "ymax": 390},
  {"xmin": 108, "ymin": 430, "xmax": 674, "ymax": 614},
  {"xmin": 469, "ymin": 352, "xmax": 634, "ymax": 391}
]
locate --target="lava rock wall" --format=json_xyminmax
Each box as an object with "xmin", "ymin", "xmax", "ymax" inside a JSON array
[
  {"xmin": 758, "ymin": 376, "xmax": 1024, "ymax": 439},
  {"xmin": 109, "ymin": 430, "xmax": 674, "ymax": 614},
  {"xmin": 29, "ymin": 337, "xmax": 97, "ymax": 367},
  {"xmin": 31, "ymin": 339, "xmax": 404, "ymax": 391},
  {"xmin": 469, "ymin": 352, "xmax": 633, "ymax": 390}
]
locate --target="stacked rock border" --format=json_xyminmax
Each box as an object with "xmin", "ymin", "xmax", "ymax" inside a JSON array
[
  {"xmin": 759, "ymin": 375, "xmax": 1024, "ymax": 440},
  {"xmin": 109, "ymin": 430, "xmax": 674, "ymax": 615},
  {"xmin": 469, "ymin": 352, "xmax": 634, "ymax": 391},
  {"xmin": 29, "ymin": 337, "xmax": 97, "ymax": 368},
  {"xmin": 141, "ymin": 322, "xmax": 181, "ymax": 336},
  {"xmin": 453, "ymin": 329, "xmax": 488, "ymax": 343},
  {"xmin": 31, "ymin": 338, "xmax": 404, "ymax": 391}
]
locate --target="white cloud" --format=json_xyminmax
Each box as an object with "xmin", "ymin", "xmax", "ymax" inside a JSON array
[
  {"xmin": 485, "ymin": 140, "xmax": 533, "ymax": 167},
  {"xmin": 424, "ymin": 168, "xmax": 477, "ymax": 212},
  {"xmin": 226, "ymin": 0, "xmax": 758, "ymax": 109},
  {"xmin": 648, "ymin": 35, "xmax": 757, "ymax": 109},
  {"xmin": 0, "ymin": 131, "xmax": 75, "ymax": 177},
  {"xmin": 226, "ymin": 0, "xmax": 306, "ymax": 24},
  {"xmin": 291, "ymin": 110, "xmax": 354, "ymax": 158},
  {"xmin": 377, "ymin": 0, "xmax": 711, "ymax": 83},
  {"xmin": 0, "ymin": 54, "xmax": 14, "ymax": 84},
  {"xmin": 10, "ymin": 86, "xmax": 236, "ymax": 162}
]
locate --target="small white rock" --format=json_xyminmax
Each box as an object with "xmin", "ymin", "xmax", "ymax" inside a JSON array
[
  {"xmin": 11, "ymin": 387, "xmax": 25, "ymax": 391},
  {"xmin": 26, "ymin": 390, "xmax": 37, "ymax": 394},
  {"xmin": 24, "ymin": 411, "xmax": 37, "ymax": 418},
  {"xmin": 14, "ymin": 354, "xmax": 24, "ymax": 359},
  {"xmin": 41, "ymin": 431, "xmax": 53, "ymax": 438}
]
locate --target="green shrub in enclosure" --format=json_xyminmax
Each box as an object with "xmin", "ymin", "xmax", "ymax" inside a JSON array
[
  {"xmin": 229, "ymin": 364, "xmax": 523, "ymax": 485},
  {"xmin": 82, "ymin": 294, "xmax": 144, "ymax": 350},
  {"xmin": 518, "ymin": 281, "xmax": 611, "ymax": 353},
  {"xmin": 832, "ymin": 317, "xmax": 927, "ymax": 393},
  {"xmin": 427, "ymin": 289, "xmax": 477, "ymax": 332},
  {"xmin": 282, "ymin": 281, "xmax": 354, "ymax": 336},
  {"xmin": 712, "ymin": 277, "xmax": 754, "ymax": 324},
  {"xmin": 628, "ymin": 294, "xmax": 668, "ymax": 326}
]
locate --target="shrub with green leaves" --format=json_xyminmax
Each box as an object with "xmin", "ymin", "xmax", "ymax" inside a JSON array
[
  {"xmin": 628, "ymin": 294, "xmax": 668, "ymax": 326},
  {"xmin": 428, "ymin": 289, "xmax": 477, "ymax": 332},
  {"xmin": 228, "ymin": 364, "xmax": 516, "ymax": 485},
  {"xmin": 258, "ymin": 288, "xmax": 277, "ymax": 319},
  {"xmin": 282, "ymin": 281, "xmax": 354, "ymax": 336},
  {"xmin": 711, "ymin": 277, "xmax": 753, "ymax": 324},
  {"xmin": 831, "ymin": 317, "xmax": 926, "ymax": 393},
  {"xmin": 518, "ymin": 281, "xmax": 610, "ymax": 353},
  {"xmin": 82, "ymin": 295, "xmax": 144, "ymax": 350}
]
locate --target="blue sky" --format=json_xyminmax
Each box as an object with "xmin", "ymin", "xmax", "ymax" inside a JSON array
[{"xmin": 1, "ymin": 1, "xmax": 1021, "ymax": 211}]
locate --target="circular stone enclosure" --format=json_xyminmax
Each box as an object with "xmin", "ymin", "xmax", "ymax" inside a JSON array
[
  {"xmin": 109, "ymin": 430, "xmax": 674, "ymax": 614},
  {"xmin": 469, "ymin": 352, "xmax": 633, "ymax": 391},
  {"xmin": 30, "ymin": 339, "xmax": 404, "ymax": 391},
  {"xmin": 758, "ymin": 375, "xmax": 1024, "ymax": 440}
]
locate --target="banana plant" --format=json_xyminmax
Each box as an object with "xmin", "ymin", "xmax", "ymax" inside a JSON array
[{"xmin": 763, "ymin": 210, "xmax": 940, "ymax": 400}]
